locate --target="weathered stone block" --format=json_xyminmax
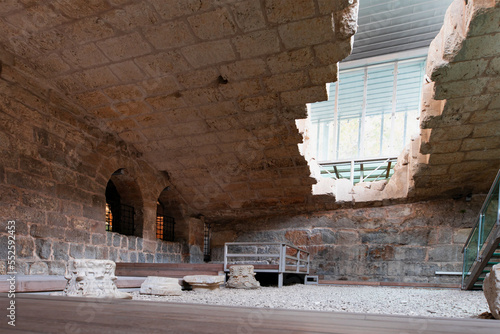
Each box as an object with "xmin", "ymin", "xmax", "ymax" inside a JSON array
[
  {"xmin": 484, "ymin": 264, "xmax": 500, "ymax": 319},
  {"xmin": 35, "ymin": 239, "xmax": 52, "ymax": 260},
  {"xmin": 60, "ymin": 260, "xmax": 131, "ymax": 299},
  {"xmin": 29, "ymin": 261, "xmax": 48, "ymax": 275},
  {"xmin": 140, "ymin": 276, "xmax": 182, "ymax": 296}
]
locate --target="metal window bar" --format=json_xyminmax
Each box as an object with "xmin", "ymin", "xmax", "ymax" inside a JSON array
[
  {"xmin": 204, "ymin": 223, "xmax": 211, "ymax": 261},
  {"xmin": 105, "ymin": 203, "xmax": 113, "ymax": 232},
  {"xmin": 119, "ymin": 204, "xmax": 135, "ymax": 236},
  {"xmin": 156, "ymin": 213, "xmax": 175, "ymax": 241}
]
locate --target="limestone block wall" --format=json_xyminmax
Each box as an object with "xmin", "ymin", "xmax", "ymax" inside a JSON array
[
  {"xmin": 0, "ymin": 63, "xmax": 192, "ymax": 275},
  {"xmin": 211, "ymin": 197, "xmax": 483, "ymax": 284}
]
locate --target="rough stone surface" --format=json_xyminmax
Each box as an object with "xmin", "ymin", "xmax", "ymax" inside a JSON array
[
  {"xmin": 140, "ymin": 276, "xmax": 182, "ymax": 296},
  {"xmin": 212, "ymin": 198, "xmax": 481, "ymax": 283},
  {"xmin": 0, "ymin": 0, "xmax": 358, "ymax": 222},
  {"xmin": 483, "ymin": 264, "xmax": 500, "ymax": 320},
  {"xmin": 183, "ymin": 275, "xmax": 225, "ymax": 291},
  {"xmin": 61, "ymin": 260, "xmax": 131, "ymax": 299},
  {"xmin": 226, "ymin": 265, "xmax": 260, "ymax": 289}
]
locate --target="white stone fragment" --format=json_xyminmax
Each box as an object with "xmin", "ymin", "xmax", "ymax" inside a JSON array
[
  {"xmin": 140, "ymin": 276, "xmax": 182, "ymax": 296},
  {"xmin": 183, "ymin": 275, "xmax": 225, "ymax": 292},
  {"xmin": 483, "ymin": 264, "xmax": 500, "ymax": 320},
  {"xmin": 60, "ymin": 259, "xmax": 131, "ymax": 299},
  {"xmin": 226, "ymin": 265, "xmax": 260, "ymax": 289}
]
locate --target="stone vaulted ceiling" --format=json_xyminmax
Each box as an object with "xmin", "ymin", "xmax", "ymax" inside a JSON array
[
  {"xmin": 0, "ymin": 0, "xmax": 499, "ymax": 222},
  {"xmin": 0, "ymin": 0, "xmax": 358, "ymax": 220}
]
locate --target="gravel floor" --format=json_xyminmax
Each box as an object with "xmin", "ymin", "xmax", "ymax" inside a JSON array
[{"xmin": 131, "ymin": 285, "xmax": 491, "ymax": 319}]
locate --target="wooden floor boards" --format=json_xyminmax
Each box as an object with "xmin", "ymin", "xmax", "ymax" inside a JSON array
[{"xmin": 0, "ymin": 294, "xmax": 498, "ymax": 333}]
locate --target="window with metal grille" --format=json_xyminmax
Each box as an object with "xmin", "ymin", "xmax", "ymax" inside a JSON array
[
  {"xmin": 203, "ymin": 223, "xmax": 211, "ymax": 262},
  {"xmin": 156, "ymin": 214, "xmax": 175, "ymax": 241},
  {"xmin": 106, "ymin": 200, "xmax": 135, "ymax": 236},
  {"xmin": 309, "ymin": 57, "xmax": 425, "ymax": 162}
]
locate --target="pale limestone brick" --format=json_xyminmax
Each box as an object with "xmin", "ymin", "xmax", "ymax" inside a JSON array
[
  {"xmin": 188, "ymin": 8, "xmax": 237, "ymax": 40},
  {"xmin": 0, "ymin": 0, "xmax": 24, "ymax": 15},
  {"xmin": 314, "ymin": 39, "xmax": 353, "ymax": 65},
  {"xmin": 471, "ymin": 120, "xmax": 500, "ymax": 138},
  {"xmin": 134, "ymin": 113, "xmax": 167, "ymax": 128},
  {"xmin": 219, "ymin": 59, "xmax": 268, "ymax": 80},
  {"xmin": 164, "ymin": 107, "xmax": 201, "ymax": 124},
  {"xmin": 455, "ymin": 34, "xmax": 500, "ymax": 61},
  {"xmin": 97, "ymin": 32, "xmax": 152, "ymax": 62},
  {"xmin": 74, "ymin": 91, "xmax": 110, "ymax": 110},
  {"xmin": 138, "ymin": 76, "xmax": 179, "ymax": 96},
  {"xmin": 264, "ymin": 71, "xmax": 309, "ymax": 92},
  {"xmin": 181, "ymin": 40, "xmax": 236, "ymax": 68},
  {"xmin": 428, "ymin": 152, "xmax": 465, "ymax": 165},
  {"xmin": 238, "ymin": 94, "xmax": 279, "ymax": 112},
  {"xmin": 280, "ymin": 86, "xmax": 327, "ymax": 106},
  {"xmin": 51, "ymin": 0, "xmax": 112, "ymax": 19},
  {"xmin": 206, "ymin": 116, "xmax": 241, "ymax": 132},
  {"xmin": 150, "ymin": 0, "xmax": 213, "ymax": 21},
  {"xmin": 115, "ymin": 101, "xmax": 153, "ymax": 117},
  {"xmin": 278, "ymin": 16, "xmax": 334, "ymax": 49},
  {"xmin": 333, "ymin": 2, "xmax": 359, "ymax": 39},
  {"xmin": 218, "ymin": 79, "xmax": 262, "ymax": 99},
  {"xmin": 469, "ymin": 109, "xmax": 500, "ymax": 123},
  {"xmin": 62, "ymin": 43, "xmax": 109, "ymax": 69},
  {"xmin": 309, "ymin": 65, "xmax": 338, "ymax": 85},
  {"xmin": 134, "ymin": 52, "xmax": 191, "ymax": 76},
  {"xmin": 145, "ymin": 94, "xmax": 186, "ymax": 111},
  {"xmin": 230, "ymin": 0, "xmax": 266, "ymax": 32},
  {"xmin": 434, "ymin": 77, "xmax": 489, "ymax": 100},
  {"xmin": 106, "ymin": 118, "xmax": 138, "ymax": 132},
  {"xmin": 265, "ymin": 0, "xmax": 316, "ymax": 24},
  {"xmin": 461, "ymin": 137, "xmax": 500, "ymax": 151},
  {"xmin": 60, "ymin": 16, "xmax": 115, "ymax": 44},
  {"xmin": 143, "ymin": 21, "xmax": 196, "ymax": 50},
  {"xmin": 198, "ymin": 101, "xmax": 239, "ymax": 118},
  {"xmin": 176, "ymin": 68, "xmax": 220, "ymax": 89},
  {"xmin": 266, "ymin": 48, "xmax": 314, "ymax": 74},
  {"xmin": 76, "ymin": 67, "xmax": 120, "ymax": 91},
  {"xmin": 53, "ymin": 75, "xmax": 85, "ymax": 94},
  {"xmin": 430, "ymin": 125, "xmax": 474, "ymax": 141},
  {"xmin": 103, "ymin": 85, "xmax": 143, "ymax": 102},
  {"xmin": 109, "ymin": 60, "xmax": 147, "ymax": 83},
  {"xmin": 5, "ymin": 4, "xmax": 68, "ymax": 32},
  {"xmin": 464, "ymin": 149, "xmax": 500, "ymax": 161},
  {"xmin": 36, "ymin": 53, "xmax": 71, "ymax": 77},
  {"xmin": 181, "ymin": 87, "xmax": 224, "ymax": 106},
  {"xmin": 232, "ymin": 30, "xmax": 281, "ymax": 59},
  {"xmin": 101, "ymin": 2, "xmax": 159, "ymax": 32},
  {"xmin": 88, "ymin": 106, "xmax": 119, "ymax": 119}
]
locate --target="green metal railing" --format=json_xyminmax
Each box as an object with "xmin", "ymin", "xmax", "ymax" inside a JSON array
[{"xmin": 462, "ymin": 170, "xmax": 500, "ymax": 289}]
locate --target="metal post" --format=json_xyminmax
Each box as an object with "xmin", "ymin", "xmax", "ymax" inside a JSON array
[
  {"xmin": 350, "ymin": 160, "xmax": 355, "ymax": 185},
  {"xmin": 297, "ymin": 250, "xmax": 301, "ymax": 273},
  {"xmin": 223, "ymin": 243, "xmax": 228, "ymax": 272}
]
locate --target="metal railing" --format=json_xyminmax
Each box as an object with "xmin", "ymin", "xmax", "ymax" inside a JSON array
[
  {"xmin": 223, "ymin": 242, "xmax": 310, "ymax": 288},
  {"xmin": 318, "ymin": 156, "xmax": 398, "ymax": 185},
  {"xmin": 462, "ymin": 169, "xmax": 500, "ymax": 289}
]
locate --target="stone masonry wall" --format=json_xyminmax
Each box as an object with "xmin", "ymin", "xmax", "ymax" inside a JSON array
[
  {"xmin": 211, "ymin": 197, "xmax": 483, "ymax": 284},
  {"xmin": 0, "ymin": 62, "xmax": 191, "ymax": 275}
]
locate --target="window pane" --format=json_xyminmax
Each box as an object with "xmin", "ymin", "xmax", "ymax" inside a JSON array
[
  {"xmin": 363, "ymin": 114, "xmax": 382, "ymax": 157},
  {"xmin": 338, "ymin": 118, "xmax": 359, "ymax": 159}
]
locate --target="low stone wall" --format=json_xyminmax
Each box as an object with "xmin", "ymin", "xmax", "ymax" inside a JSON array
[
  {"xmin": 0, "ymin": 231, "xmax": 188, "ymax": 276},
  {"xmin": 211, "ymin": 197, "xmax": 482, "ymax": 284}
]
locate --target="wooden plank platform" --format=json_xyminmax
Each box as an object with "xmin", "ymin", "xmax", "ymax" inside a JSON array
[
  {"xmin": 0, "ymin": 276, "xmax": 147, "ymax": 293},
  {"xmin": 320, "ymin": 280, "xmax": 461, "ymax": 289},
  {"xmin": 115, "ymin": 263, "xmax": 224, "ymax": 277},
  {"xmin": 0, "ymin": 294, "xmax": 498, "ymax": 333}
]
